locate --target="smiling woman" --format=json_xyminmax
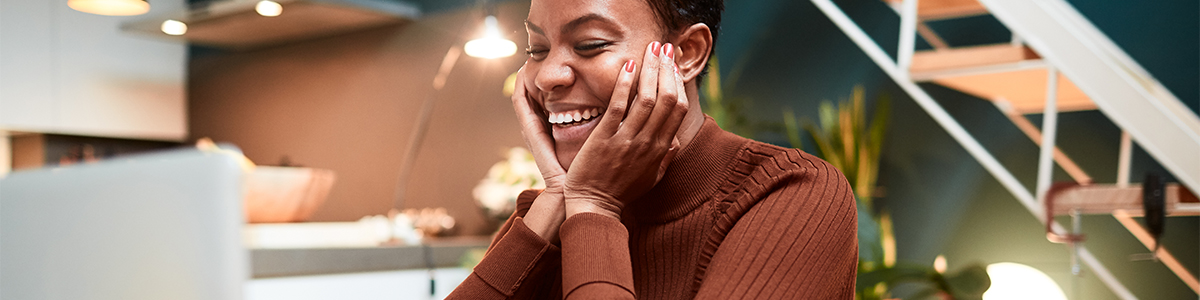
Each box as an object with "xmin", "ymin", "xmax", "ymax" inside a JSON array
[{"xmin": 447, "ymin": 0, "xmax": 858, "ymax": 299}]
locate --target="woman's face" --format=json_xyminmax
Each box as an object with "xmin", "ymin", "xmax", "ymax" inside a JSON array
[{"xmin": 524, "ymin": 0, "xmax": 665, "ymax": 170}]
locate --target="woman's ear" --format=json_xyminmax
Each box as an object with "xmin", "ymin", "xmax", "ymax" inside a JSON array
[{"xmin": 672, "ymin": 23, "xmax": 713, "ymax": 84}]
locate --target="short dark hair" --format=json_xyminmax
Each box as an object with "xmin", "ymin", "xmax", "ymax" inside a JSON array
[{"xmin": 642, "ymin": 0, "xmax": 723, "ymax": 84}]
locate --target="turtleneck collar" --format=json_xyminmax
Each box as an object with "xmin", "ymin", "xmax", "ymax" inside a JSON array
[{"xmin": 626, "ymin": 116, "xmax": 750, "ymax": 223}]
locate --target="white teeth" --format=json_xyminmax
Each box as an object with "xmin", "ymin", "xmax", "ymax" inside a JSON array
[{"xmin": 548, "ymin": 109, "xmax": 604, "ymax": 125}]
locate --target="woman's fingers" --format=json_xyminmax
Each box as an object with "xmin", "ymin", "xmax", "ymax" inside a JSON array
[
  {"xmin": 510, "ymin": 67, "xmax": 565, "ymax": 181},
  {"xmin": 616, "ymin": 41, "xmax": 663, "ymax": 135},
  {"xmin": 655, "ymin": 52, "xmax": 690, "ymax": 143},
  {"xmin": 656, "ymin": 137, "xmax": 681, "ymax": 183},
  {"xmin": 593, "ymin": 59, "xmax": 637, "ymax": 138},
  {"xmin": 640, "ymin": 42, "xmax": 682, "ymax": 139}
]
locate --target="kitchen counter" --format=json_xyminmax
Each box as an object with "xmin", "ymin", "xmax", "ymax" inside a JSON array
[{"xmin": 251, "ymin": 236, "xmax": 490, "ymax": 278}]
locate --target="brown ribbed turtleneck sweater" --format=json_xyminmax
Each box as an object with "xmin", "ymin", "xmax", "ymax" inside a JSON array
[{"xmin": 449, "ymin": 117, "xmax": 858, "ymax": 299}]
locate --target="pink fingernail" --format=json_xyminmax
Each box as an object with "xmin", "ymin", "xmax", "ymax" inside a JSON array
[
  {"xmin": 624, "ymin": 60, "xmax": 635, "ymax": 72},
  {"xmin": 663, "ymin": 43, "xmax": 674, "ymax": 58},
  {"xmin": 650, "ymin": 42, "xmax": 661, "ymax": 56}
]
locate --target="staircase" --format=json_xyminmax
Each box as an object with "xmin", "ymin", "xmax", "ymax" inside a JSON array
[{"xmin": 810, "ymin": 0, "xmax": 1200, "ymax": 298}]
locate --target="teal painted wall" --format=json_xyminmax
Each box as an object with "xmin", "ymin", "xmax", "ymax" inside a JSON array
[{"xmin": 715, "ymin": 0, "xmax": 1197, "ymax": 299}]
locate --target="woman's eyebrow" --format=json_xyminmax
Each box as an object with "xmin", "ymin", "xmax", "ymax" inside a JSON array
[
  {"xmin": 526, "ymin": 20, "xmax": 545, "ymax": 36},
  {"xmin": 525, "ymin": 13, "xmax": 619, "ymax": 37},
  {"xmin": 561, "ymin": 14, "xmax": 615, "ymax": 35}
]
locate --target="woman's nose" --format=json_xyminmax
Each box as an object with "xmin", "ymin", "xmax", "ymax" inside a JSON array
[{"xmin": 534, "ymin": 51, "xmax": 575, "ymax": 93}]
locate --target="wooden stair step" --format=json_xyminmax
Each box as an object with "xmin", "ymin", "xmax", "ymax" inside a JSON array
[
  {"xmin": 883, "ymin": 0, "xmax": 988, "ymax": 20},
  {"xmin": 936, "ymin": 68, "xmax": 1095, "ymax": 114},
  {"xmin": 1049, "ymin": 183, "xmax": 1200, "ymax": 216},
  {"xmin": 909, "ymin": 44, "xmax": 1096, "ymax": 114},
  {"xmin": 910, "ymin": 44, "xmax": 1038, "ymax": 73}
]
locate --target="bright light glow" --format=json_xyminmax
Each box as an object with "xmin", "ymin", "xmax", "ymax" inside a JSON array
[
  {"xmin": 161, "ymin": 20, "xmax": 188, "ymax": 36},
  {"xmin": 464, "ymin": 16, "xmax": 516, "ymax": 59},
  {"xmin": 933, "ymin": 255, "xmax": 947, "ymax": 274},
  {"xmin": 983, "ymin": 262, "xmax": 1067, "ymax": 300},
  {"xmin": 68, "ymin": 0, "xmax": 149, "ymax": 16},
  {"xmin": 256, "ymin": 0, "xmax": 283, "ymax": 17}
]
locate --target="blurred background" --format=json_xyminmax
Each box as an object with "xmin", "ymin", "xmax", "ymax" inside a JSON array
[{"xmin": 0, "ymin": 0, "xmax": 1195, "ymax": 299}]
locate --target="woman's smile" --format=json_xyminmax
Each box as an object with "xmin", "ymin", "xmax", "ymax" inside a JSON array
[
  {"xmin": 549, "ymin": 109, "xmax": 602, "ymax": 144},
  {"xmin": 545, "ymin": 105, "xmax": 605, "ymax": 145}
]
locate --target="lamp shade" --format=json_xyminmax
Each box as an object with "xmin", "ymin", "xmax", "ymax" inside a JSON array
[{"xmin": 68, "ymin": 0, "xmax": 150, "ymax": 16}]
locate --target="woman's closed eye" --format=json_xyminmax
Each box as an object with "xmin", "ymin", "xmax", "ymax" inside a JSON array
[
  {"xmin": 574, "ymin": 41, "xmax": 611, "ymax": 55},
  {"xmin": 525, "ymin": 47, "xmax": 549, "ymax": 61},
  {"xmin": 524, "ymin": 41, "xmax": 611, "ymax": 61}
]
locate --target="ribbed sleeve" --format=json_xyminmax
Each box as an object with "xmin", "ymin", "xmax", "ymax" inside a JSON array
[
  {"xmin": 560, "ymin": 213, "xmax": 636, "ymax": 299},
  {"xmin": 446, "ymin": 190, "xmax": 563, "ymax": 299}
]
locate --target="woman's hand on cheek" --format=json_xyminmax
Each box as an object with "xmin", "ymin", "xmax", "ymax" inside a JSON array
[
  {"xmin": 563, "ymin": 42, "xmax": 690, "ymax": 220},
  {"xmin": 511, "ymin": 66, "xmax": 566, "ymax": 188},
  {"xmin": 511, "ymin": 66, "xmax": 567, "ymax": 243}
]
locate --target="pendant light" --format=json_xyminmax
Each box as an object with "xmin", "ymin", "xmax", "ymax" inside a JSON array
[
  {"xmin": 255, "ymin": 0, "xmax": 283, "ymax": 17},
  {"xmin": 68, "ymin": 0, "xmax": 150, "ymax": 16},
  {"xmin": 464, "ymin": 15, "xmax": 516, "ymax": 59},
  {"xmin": 161, "ymin": 19, "xmax": 187, "ymax": 35}
]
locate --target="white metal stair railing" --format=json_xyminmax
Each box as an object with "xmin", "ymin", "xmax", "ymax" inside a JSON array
[
  {"xmin": 809, "ymin": 0, "xmax": 1143, "ymax": 299},
  {"xmin": 978, "ymin": 0, "xmax": 1200, "ymax": 192},
  {"xmin": 901, "ymin": 0, "xmax": 1200, "ymax": 292}
]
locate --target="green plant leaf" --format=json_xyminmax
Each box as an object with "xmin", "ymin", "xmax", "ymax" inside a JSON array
[
  {"xmin": 819, "ymin": 101, "xmax": 837, "ymax": 139},
  {"xmin": 701, "ymin": 57, "xmax": 725, "ymax": 128},
  {"xmin": 857, "ymin": 146, "xmax": 873, "ymax": 200},
  {"xmin": 804, "ymin": 121, "xmax": 842, "ymax": 171},
  {"xmin": 782, "ymin": 107, "xmax": 804, "ymax": 149},
  {"xmin": 852, "ymin": 86, "xmax": 866, "ymax": 144},
  {"xmin": 945, "ymin": 263, "xmax": 991, "ymax": 300},
  {"xmin": 839, "ymin": 100, "xmax": 857, "ymax": 185},
  {"xmin": 856, "ymin": 197, "xmax": 883, "ymax": 267},
  {"xmin": 855, "ymin": 263, "xmax": 936, "ymax": 292}
]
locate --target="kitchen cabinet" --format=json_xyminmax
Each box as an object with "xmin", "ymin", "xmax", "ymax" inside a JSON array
[
  {"xmin": 0, "ymin": 0, "xmax": 186, "ymax": 141},
  {"xmin": 245, "ymin": 268, "xmax": 471, "ymax": 300}
]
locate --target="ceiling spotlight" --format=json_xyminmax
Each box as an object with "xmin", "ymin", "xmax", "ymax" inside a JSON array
[
  {"xmin": 256, "ymin": 0, "xmax": 283, "ymax": 17},
  {"xmin": 161, "ymin": 20, "xmax": 188, "ymax": 36},
  {"xmin": 464, "ymin": 15, "xmax": 516, "ymax": 59},
  {"xmin": 68, "ymin": 0, "xmax": 150, "ymax": 16}
]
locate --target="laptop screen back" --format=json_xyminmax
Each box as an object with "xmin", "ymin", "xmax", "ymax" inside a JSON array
[{"xmin": 0, "ymin": 149, "xmax": 248, "ymax": 300}]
